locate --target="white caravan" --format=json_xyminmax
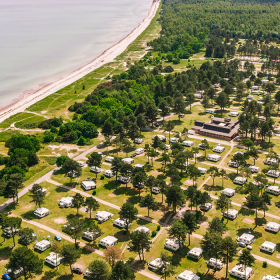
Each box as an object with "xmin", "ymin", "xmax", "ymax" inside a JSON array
[
  {"xmin": 99, "ymin": 236, "xmax": 118, "ymax": 247},
  {"xmin": 264, "ymin": 158, "xmax": 278, "ymax": 165},
  {"xmin": 223, "ymin": 209, "xmax": 239, "ymax": 219},
  {"xmin": 182, "ymin": 140, "xmax": 194, "ymax": 147},
  {"xmin": 134, "ymin": 138, "xmax": 144, "ymax": 144},
  {"xmin": 233, "ymin": 151, "xmax": 244, "ymax": 156},
  {"xmin": 198, "ymin": 167, "xmax": 207, "ymax": 174},
  {"xmin": 164, "ymin": 238, "xmax": 182, "ymax": 251},
  {"xmin": 228, "ymin": 112, "xmax": 239, "ymax": 117},
  {"xmin": 176, "ymin": 270, "xmax": 200, "ymax": 280},
  {"xmin": 113, "ymin": 218, "xmax": 131, "ymax": 228},
  {"xmin": 229, "ymin": 264, "xmax": 253, "ymax": 280},
  {"xmin": 207, "ymin": 154, "xmax": 221, "ymax": 162},
  {"xmin": 105, "ymin": 156, "xmax": 114, "ymax": 162},
  {"xmin": 262, "ymin": 276, "xmax": 280, "ymax": 280},
  {"xmin": 83, "ymin": 230, "xmax": 100, "ymax": 241},
  {"xmin": 266, "ymin": 170, "xmax": 280, "ymax": 178},
  {"xmin": 205, "ymin": 109, "xmax": 215, "ymax": 113},
  {"xmin": 206, "ymin": 258, "xmax": 224, "ymax": 269},
  {"xmin": 265, "ymin": 222, "xmax": 280, "ymax": 233},
  {"xmin": 135, "ymin": 148, "xmax": 144, "ymax": 155},
  {"xmin": 77, "ymin": 161, "xmax": 85, "ymax": 167},
  {"xmin": 266, "ymin": 186, "xmax": 280, "ymax": 196},
  {"xmin": 237, "ymin": 233, "xmax": 255, "ymax": 245},
  {"xmin": 122, "ymin": 158, "xmax": 134, "ymax": 164},
  {"xmin": 148, "ymin": 258, "xmax": 166, "ymax": 271},
  {"xmin": 248, "ymin": 165, "xmax": 259, "ymax": 173},
  {"xmin": 90, "ymin": 166, "xmax": 101, "ymax": 173},
  {"xmin": 133, "ymin": 164, "xmax": 145, "ymax": 169},
  {"xmin": 200, "ymin": 202, "xmax": 212, "ymax": 211},
  {"xmin": 34, "ymin": 240, "xmax": 51, "ymax": 252},
  {"xmin": 103, "ymin": 170, "xmax": 116, "ymax": 178},
  {"xmin": 134, "ymin": 226, "xmax": 150, "ymax": 235},
  {"xmin": 81, "ymin": 181, "xmax": 96, "ymax": 191},
  {"xmin": 34, "ymin": 208, "xmax": 50, "ymax": 218},
  {"xmin": 152, "ymin": 186, "xmax": 161, "ymax": 194},
  {"xmin": 118, "ymin": 175, "xmax": 131, "ymax": 184},
  {"xmin": 45, "ymin": 252, "xmax": 64, "ymax": 267},
  {"xmin": 59, "ymin": 197, "xmax": 73, "ymax": 208},
  {"xmin": 260, "ymin": 241, "xmax": 276, "ymax": 253},
  {"xmin": 233, "ymin": 176, "xmax": 247, "ymax": 185},
  {"xmin": 95, "ymin": 211, "xmax": 114, "ymax": 223},
  {"xmin": 212, "ymin": 145, "xmax": 225, "ymax": 153},
  {"xmin": 228, "ymin": 160, "xmax": 239, "ymax": 167},
  {"xmin": 152, "ymin": 135, "xmax": 166, "ymax": 141},
  {"xmin": 187, "ymin": 247, "xmax": 203, "ymax": 260},
  {"xmin": 170, "ymin": 137, "xmax": 180, "ymax": 144},
  {"xmin": 221, "ymin": 188, "xmax": 236, "ymax": 197}
]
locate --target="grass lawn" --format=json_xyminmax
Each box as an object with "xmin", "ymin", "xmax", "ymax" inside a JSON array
[{"xmin": 0, "ymin": 112, "xmax": 35, "ymax": 129}]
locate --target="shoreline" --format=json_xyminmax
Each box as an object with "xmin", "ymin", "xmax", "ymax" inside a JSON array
[{"xmin": 0, "ymin": 0, "xmax": 160, "ymax": 123}]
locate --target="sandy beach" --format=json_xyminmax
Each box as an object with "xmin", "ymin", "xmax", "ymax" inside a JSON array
[{"xmin": 0, "ymin": 0, "xmax": 160, "ymax": 123}]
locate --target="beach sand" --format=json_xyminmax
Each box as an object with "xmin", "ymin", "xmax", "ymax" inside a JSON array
[{"xmin": 0, "ymin": 0, "xmax": 160, "ymax": 123}]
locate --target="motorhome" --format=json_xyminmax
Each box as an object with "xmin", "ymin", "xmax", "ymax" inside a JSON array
[
  {"xmin": 134, "ymin": 226, "xmax": 150, "ymax": 234},
  {"xmin": 81, "ymin": 180, "xmax": 96, "ymax": 191},
  {"xmin": 148, "ymin": 258, "xmax": 166, "ymax": 271},
  {"xmin": 118, "ymin": 175, "xmax": 131, "ymax": 184},
  {"xmin": 212, "ymin": 145, "xmax": 225, "ymax": 153},
  {"xmin": 134, "ymin": 138, "xmax": 144, "ymax": 144},
  {"xmin": 266, "ymin": 186, "xmax": 280, "ymax": 196},
  {"xmin": 265, "ymin": 222, "xmax": 280, "ymax": 233},
  {"xmin": 229, "ymin": 264, "xmax": 253, "ymax": 280},
  {"xmin": 99, "ymin": 236, "xmax": 118, "ymax": 247},
  {"xmin": 205, "ymin": 109, "xmax": 215, "ymax": 114},
  {"xmin": 103, "ymin": 170, "xmax": 115, "ymax": 178},
  {"xmin": 113, "ymin": 218, "xmax": 131, "ymax": 228},
  {"xmin": 133, "ymin": 164, "xmax": 145, "ymax": 169},
  {"xmin": 83, "ymin": 230, "xmax": 100, "ymax": 241},
  {"xmin": 152, "ymin": 135, "xmax": 166, "ymax": 141},
  {"xmin": 237, "ymin": 233, "xmax": 255, "ymax": 245},
  {"xmin": 207, "ymin": 154, "xmax": 221, "ymax": 162},
  {"xmin": 223, "ymin": 209, "xmax": 239, "ymax": 220},
  {"xmin": 228, "ymin": 160, "xmax": 239, "ymax": 168},
  {"xmin": 95, "ymin": 211, "xmax": 114, "ymax": 223},
  {"xmin": 135, "ymin": 148, "xmax": 144, "ymax": 155},
  {"xmin": 105, "ymin": 156, "xmax": 114, "ymax": 163},
  {"xmin": 248, "ymin": 166, "xmax": 259, "ymax": 173},
  {"xmin": 260, "ymin": 241, "xmax": 276, "ymax": 253},
  {"xmin": 90, "ymin": 166, "xmax": 101, "ymax": 173},
  {"xmin": 34, "ymin": 240, "xmax": 51, "ymax": 252},
  {"xmin": 34, "ymin": 208, "xmax": 50, "ymax": 218},
  {"xmin": 198, "ymin": 167, "xmax": 207, "ymax": 174},
  {"xmin": 264, "ymin": 157, "xmax": 278, "ymax": 165},
  {"xmin": 152, "ymin": 186, "xmax": 161, "ymax": 194},
  {"xmin": 176, "ymin": 270, "xmax": 200, "ymax": 280},
  {"xmin": 206, "ymin": 258, "xmax": 224, "ymax": 269},
  {"xmin": 200, "ymin": 203, "xmax": 212, "ymax": 211},
  {"xmin": 266, "ymin": 170, "xmax": 280, "ymax": 178},
  {"xmin": 170, "ymin": 137, "xmax": 180, "ymax": 144},
  {"xmin": 187, "ymin": 247, "xmax": 203, "ymax": 260},
  {"xmin": 45, "ymin": 252, "xmax": 64, "ymax": 267},
  {"xmin": 228, "ymin": 112, "xmax": 239, "ymax": 117},
  {"xmin": 59, "ymin": 197, "xmax": 73, "ymax": 208},
  {"xmin": 221, "ymin": 188, "xmax": 236, "ymax": 197},
  {"xmin": 164, "ymin": 238, "xmax": 182, "ymax": 251},
  {"xmin": 122, "ymin": 158, "xmax": 134, "ymax": 164},
  {"xmin": 77, "ymin": 161, "xmax": 85, "ymax": 167},
  {"xmin": 182, "ymin": 140, "xmax": 194, "ymax": 147},
  {"xmin": 233, "ymin": 176, "xmax": 247, "ymax": 185}
]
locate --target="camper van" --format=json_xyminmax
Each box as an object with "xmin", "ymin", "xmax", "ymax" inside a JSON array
[
  {"xmin": 205, "ymin": 109, "xmax": 215, "ymax": 114},
  {"xmin": 134, "ymin": 226, "xmax": 150, "ymax": 235},
  {"xmin": 83, "ymin": 230, "xmax": 100, "ymax": 241},
  {"xmin": 133, "ymin": 164, "xmax": 145, "ymax": 169},
  {"xmin": 122, "ymin": 158, "xmax": 134, "ymax": 164},
  {"xmin": 207, "ymin": 154, "xmax": 221, "ymax": 162},
  {"xmin": 134, "ymin": 138, "xmax": 144, "ymax": 144},
  {"xmin": 266, "ymin": 170, "xmax": 280, "ymax": 178},
  {"xmin": 90, "ymin": 166, "xmax": 101, "ymax": 173},
  {"xmin": 59, "ymin": 197, "xmax": 73, "ymax": 208},
  {"xmin": 135, "ymin": 148, "xmax": 144, "ymax": 155},
  {"xmin": 206, "ymin": 258, "xmax": 224, "ymax": 269},
  {"xmin": 182, "ymin": 140, "xmax": 194, "ymax": 147},
  {"xmin": 34, "ymin": 208, "xmax": 50, "ymax": 218},
  {"xmin": 200, "ymin": 203, "xmax": 212, "ymax": 211},
  {"xmin": 176, "ymin": 270, "xmax": 200, "ymax": 280},
  {"xmin": 81, "ymin": 181, "xmax": 96, "ymax": 191},
  {"xmin": 223, "ymin": 209, "xmax": 239, "ymax": 220},
  {"xmin": 233, "ymin": 177, "xmax": 247, "ymax": 185},
  {"xmin": 99, "ymin": 236, "xmax": 118, "ymax": 247},
  {"xmin": 228, "ymin": 112, "xmax": 239, "ymax": 117},
  {"xmin": 260, "ymin": 241, "xmax": 276, "ymax": 254},
  {"xmin": 152, "ymin": 135, "xmax": 166, "ymax": 141},
  {"xmin": 34, "ymin": 240, "xmax": 51, "ymax": 252},
  {"xmin": 164, "ymin": 238, "xmax": 182, "ymax": 251},
  {"xmin": 95, "ymin": 211, "xmax": 114, "ymax": 223},
  {"xmin": 221, "ymin": 188, "xmax": 236, "ymax": 197},
  {"xmin": 212, "ymin": 145, "xmax": 225, "ymax": 153},
  {"xmin": 103, "ymin": 170, "xmax": 116, "ymax": 178},
  {"xmin": 266, "ymin": 186, "xmax": 280, "ymax": 196},
  {"xmin": 45, "ymin": 252, "xmax": 64, "ymax": 267},
  {"xmin": 152, "ymin": 186, "xmax": 161, "ymax": 194},
  {"xmin": 265, "ymin": 222, "xmax": 280, "ymax": 233},
  {"xmin": 198, "ymin": 167, "xmax": 207, "ymax": 174},
  {"xmin": 118, "ymin": 175, "xmax": 131, "ymax": 184},
  {"xmin": 237, "ymin": 233, "xmax": 255, "ymax": 245},
  {"xmin": 170, "ymin": 137, "xmax": 180, "ymax": 144},
  {"xmin": 229, "ymin": 264, "xmax": 253, "ymax": 280},
  {"xmin": 187, "ymin": 247, "xmax": 203, "ymax": 260},
  {"xmin": 113, "ymin": 218, "xmax": 131, "ymax": 228},
  {"xmin": 105, "ymin": 156, "xmax": 114, "ymax": 163},
  {"xmin": 248, "ymin": 165, "xmax": 259, "ymax": 173}
]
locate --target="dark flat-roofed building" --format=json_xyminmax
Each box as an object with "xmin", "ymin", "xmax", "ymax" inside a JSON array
[{"xmin": 192, "ymin": 117, "xmax": 239, "ymax": 140}]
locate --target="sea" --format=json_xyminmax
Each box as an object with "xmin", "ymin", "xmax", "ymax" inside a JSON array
[{"xmin": 0, "ymin": 0, "xmax": 153, "ymax": 109}]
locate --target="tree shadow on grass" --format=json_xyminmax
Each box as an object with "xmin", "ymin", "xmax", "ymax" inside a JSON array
[
  {"xmin": 21, "ymin": 211, "xmax": 40, "ymax": 221},
  {"xmin": 204, "ymin": 184, "xmax": 223, "ymax": 192},
  {"xmin": 237, "ymin": 228, "xmax": 262, "ymax": 239},
  {"xmin": 55, "ymin": 186, "xmax": 69, "ymax": 193},
  {"xmin": 56, "ymin": 274, "xmax": 74, "ymax": 280},
  {"xmin": 239, "ymin": 207, "xmax": 255, "ymax": 216},
  {"xmin": 0, "ymin": 246, "xmax": 13, "ymax": 260},
  {"xmin": 113, "ymin": 186, "xmax": 138, "ymax": 197}
]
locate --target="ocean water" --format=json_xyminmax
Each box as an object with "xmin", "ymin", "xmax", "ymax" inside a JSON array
[{"xmin": 0, "ymin": 0, "xmax": 153, "ymax": 109}]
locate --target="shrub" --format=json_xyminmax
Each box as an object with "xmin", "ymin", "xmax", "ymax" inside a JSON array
[
  {"xmin": 151, "ymin": 230, "xmax": 157, "ymax": 237},
  {"xmin": 157, "ymin": 225, "xmax": 161, "ymax": 231},
  {"xmin": 92, "ymin": 190, "xmax": 96, "ymax": 195},
  {"xmin": 100, "ymin": 175, "xmax": 104, "ymax": 180},
  {"xmin": 262, "ymin": 261, "xmax": 267, "ymax": 268}
]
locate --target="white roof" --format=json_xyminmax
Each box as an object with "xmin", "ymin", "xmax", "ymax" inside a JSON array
[
  {"xmin": 230, "ymin": 264, "xmax": 253, "ymax": 276},
  {"xmin": 234, "ymin": 176, "xmax": 247, "ymax": 182},
  {"xmin": 188, "ymin": 247, "xmax": 203, "ymax": 256},
  {"xmin": 134, "ymin": 164, "xmax": 145, "ymax": 168},
  {"xmin": 134, "ymin": 226, "xmax": 150, "ymax": 233},
  {"xmin": 265, "ymin": 222, "xmax": 280, "ymax": 229},
  {"xmin": 165, "ymin": 238, "xmax": 180, "ymax": 246},
  {"xmin": 152, "ymin": 134, "xmax": 166, "ymax": 140},
  {"xmin": 100, "ymin": 236, "xmax": 118, "ymax": 245},
  {"xmin": 177, "ymin": 270, "xmax": 200, "ymax": 280},
  {"xmin": 45, "ymin": 252, "xmax": 64, "ymax": 264},
  {"xmin": 262, "ymin": 276, "xmax": 279, "ymax": 280},
  {"xmin": 266, "ymin": 186, "xmax": 280, "ymax": 191},
  {"xmin": 82, "ymin": 181, "xmax": 96, "ymax": 187},
  {"xmin": 208, "ymin": 154, "xmax": 221, "ymax": 158},
  {"xmin": 34, "ymin": 207, "xmax": 49, "ymax": 214},
  {"xmin": 182, "ymin": 140, "xmax": 194, "ymax": 145},
  {"xmin": 238, "ymin": 233, "xmax": 254, "ymax": 242},
  {"xmin": 225, "ymin": 209, "xmax": 238, "ymax": 215},
  {"xmin": 135, "ymin": 148, "xmax": 144, "ymax": 152},
  {"xmin": 96, "ymin": 211, "xmax": 113, "ymax": 218},
  {"xmin": 60, "ymin": 197, "xmax": 73, "ymax": 203},
  {"xmin": 233, "ymin": 151, "xmax": 244, "ymax": 156},
  {"xmin": 105, "ymin": 156, "xmax": 114, "ymax": 161},
  {"xmin": 198, "ymin": 167, "xmax": 207, "ymax": 172},
  {"xmin": 149, "ymin": 258, "xmax": 164, "ymax": 268},
  {"xmin": 207, "ymin": 258, "xmax": 223, "ymax": 266},
  {"xmin": 36, "ymin": 240, "xmax": 51, "ymax": 247},
  {"xmin": 261, "ymin": 241, "xmax": 276, "ymax": 249},
  {"xmin": 222, "ymin": 188, "xmax": 235, "ymax": 194},
  {"xmin": 122, "ymin": 158, "xmax": 134, "ymax": 163}
]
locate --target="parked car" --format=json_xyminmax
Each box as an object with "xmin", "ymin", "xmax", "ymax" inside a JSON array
[
  {"xmin": 72, "ymin": 268, "xmax": 83, "ymax": 275},
  {"xmin": 130, "ymin": 154, "xmax": 136, "ymax": 158},
  {"xmin": 55, "ymin": 235, "xmax": 62, "ymax": 241},
  {"xmin": 2, "ymin": 274, "xmax": 10, "ymax": 280},
  {"xmin": 237, "ymin": 241, "xmax": 246, "ymax": 248},
  {"xmin": 154, "ymin": 122, "xmax": 160, "ymax": 127}
]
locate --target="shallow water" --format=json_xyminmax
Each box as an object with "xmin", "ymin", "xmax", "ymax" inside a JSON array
[{"xmin": 0, "ymin": 0, "xmax": 153, "ymax": 109}]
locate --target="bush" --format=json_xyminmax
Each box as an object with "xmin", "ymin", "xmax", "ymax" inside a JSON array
[
  {"xmin": 92, "ymin": 190, "xmax": 96, "ymax": 195},
  {"xmin": 262, "ymin": 261, "xmax": 267, "ymax": 268},
  {"xmin": 100, "ymin": 175, "xmax": 104, "ymax": 180},
  {"xmin": 157, "ymin": 225, "xmax": 161, "ymax": 231},
  {"xmin": 151, "ymin": 230, "xmax": 157, "ymax": 237}
]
